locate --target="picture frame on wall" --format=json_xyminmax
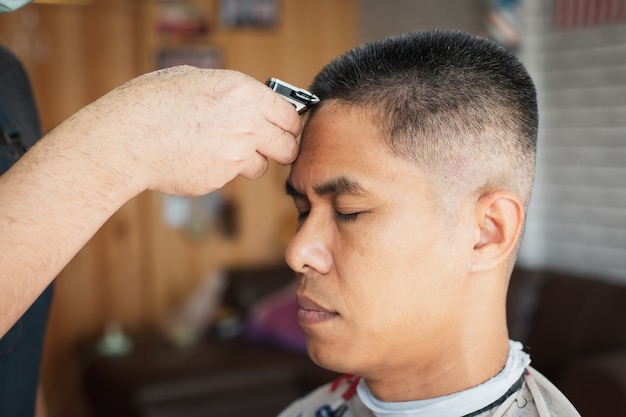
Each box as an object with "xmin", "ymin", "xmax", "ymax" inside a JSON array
[
  {"xmin": 219, "ymin": 0, "xmax": 279, "ymax": 29},
  {"xmin": 156, "ymin": 46, "xmax": 223, "ymax": 70}
]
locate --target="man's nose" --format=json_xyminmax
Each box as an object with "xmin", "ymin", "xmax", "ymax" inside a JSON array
[{"xmin": 284, "ymin": 213, "xmax": 333, "ymax": 275}]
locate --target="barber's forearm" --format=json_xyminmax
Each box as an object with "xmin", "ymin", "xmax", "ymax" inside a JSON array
[
  {"xmin": 0, "ymin": 66, "xmax": 301, "ymax": 337},
  {"xmin": 0, "ymin": 114, "xmax": 143, "ymax": 338}
]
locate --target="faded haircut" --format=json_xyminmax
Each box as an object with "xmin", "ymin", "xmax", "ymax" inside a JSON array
[{"xmin": 307, "ymin": 29, "xmax": 538, "ymax": 208}]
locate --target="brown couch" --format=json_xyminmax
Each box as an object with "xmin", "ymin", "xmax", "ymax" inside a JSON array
[{"xmin": 507, "ymin": 267, "xmax": 626, "ymax": 416}]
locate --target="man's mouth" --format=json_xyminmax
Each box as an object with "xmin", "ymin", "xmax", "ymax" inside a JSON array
[{"xmin": 297, "ymin": 295, "xmax": 339, "ymax": 324}]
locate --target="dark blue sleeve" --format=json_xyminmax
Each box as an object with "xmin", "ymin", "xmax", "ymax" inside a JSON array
[
  {"xmin": 0, "ymin": 43, "xmax": 55, "ymax": 417},
  {"xmin": 0, "ymin": 285, "xmax": 55, "ymax": 417}
]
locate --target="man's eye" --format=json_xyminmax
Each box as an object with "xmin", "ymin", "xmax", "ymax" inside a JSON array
[
  {"xmin": 297, "ymin": 210, "xmax": 310, "ymax": 222},
  {"xmin": 334, "ymin": 211, "xmax": 360, "ymax": 222}
]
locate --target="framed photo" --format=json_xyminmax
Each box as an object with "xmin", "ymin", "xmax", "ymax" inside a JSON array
[
  {"xmin": 156, "ymin": 3, "xmax": 211, "ymax": 38},
  {"xmin": 156, "ymin": 46, "xmax": 223, "ymax": 70},
  {"xmin": 219, "ymin": 0, "xmax": 279, "ymax": 29}
]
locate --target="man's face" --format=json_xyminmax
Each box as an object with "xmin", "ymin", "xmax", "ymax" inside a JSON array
[{"xmin": 285, "ymin": 103, "xmax": 473, "ymax": 382}]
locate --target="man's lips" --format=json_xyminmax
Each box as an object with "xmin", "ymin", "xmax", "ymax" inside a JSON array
[{"xmin": 297, "ymin": 295, "xmax": 339, "ymax": 325}]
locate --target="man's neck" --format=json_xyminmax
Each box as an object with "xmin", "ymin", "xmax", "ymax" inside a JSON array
[
  {"xmin": 357, "ymin": 340, "xmax": 530, "ymax": 417},
  {"xmin": 364, "ymin": 333, "xmax": 510, "ymax": 402}
]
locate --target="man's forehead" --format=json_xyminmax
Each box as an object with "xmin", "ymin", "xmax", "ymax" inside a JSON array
[
  {"xmin": 295, "ymin": 104, "xmax": 380, "ymax": 160},
  {"xmin": 286, "ymin": 101, "xmax": 407, "ymax": 197}
]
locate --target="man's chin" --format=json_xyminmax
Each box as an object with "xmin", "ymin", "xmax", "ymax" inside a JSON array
[{"xmin": 306, "ymin": 341, "xmax": 357, "ymax": 375}]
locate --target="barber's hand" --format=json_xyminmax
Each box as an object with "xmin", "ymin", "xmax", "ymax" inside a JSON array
[{"xmin": 82, "ymin": 66, "xmax": 301, "ymax": 196}]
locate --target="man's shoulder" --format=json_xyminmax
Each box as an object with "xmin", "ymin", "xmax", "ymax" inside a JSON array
[
  {"xmin": 278, "ymin": 374, "xmax": 374, "ymax": 417},
  {"xmin": 490, "ymin": 367, "xmax": 581, "ymax": 417},
  {"xmin": 524, "ymin": 367, "xmax": 581, "ymax": 416}
]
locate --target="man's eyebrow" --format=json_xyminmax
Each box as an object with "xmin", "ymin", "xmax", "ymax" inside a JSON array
[
  {"xmin": 285, "ymin": 176, "xmax": 368, "ymax": 198},
  {"xmin": 314, "ymin": 176, "xmax": 367, "ymax": 196}
]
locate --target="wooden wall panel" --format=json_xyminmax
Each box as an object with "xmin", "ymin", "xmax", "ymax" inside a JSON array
[{"xmin": 1, "ymin": 1, "xmax": 356, "ymax": 416}]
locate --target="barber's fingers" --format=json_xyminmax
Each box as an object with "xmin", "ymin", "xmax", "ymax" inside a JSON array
[
  {"xmin": 254, "ymin": 83, "xmax": 303, "ymax": 165},
  {"xmin": 239, "ymin": 151, "xmax": 270, "ymax": 180},
  {"xmin": 253, "ymin": 121, "xmax": 300, "ymax": 166},
  {"xmin": 239, "ymin": 90, "xmax": 303, "ymax": 178},
  {"xmin": 259, "ymin": 81, "xmax": 304, "ymax": 138}
]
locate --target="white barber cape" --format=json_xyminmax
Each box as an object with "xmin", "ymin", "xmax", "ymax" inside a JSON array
[{"xmin": 277, "ymin": 342, "xmax": 581, "ymax": 417}]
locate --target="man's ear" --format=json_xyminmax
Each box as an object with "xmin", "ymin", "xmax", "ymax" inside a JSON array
[{"xmin": 469, "ymin": 190, "xmax": 524, "ymax": 272}]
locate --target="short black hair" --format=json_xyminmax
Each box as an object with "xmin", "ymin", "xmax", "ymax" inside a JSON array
[{"xmin": 308, "ymin": 29, "xmax": 538, "ymax": 206}]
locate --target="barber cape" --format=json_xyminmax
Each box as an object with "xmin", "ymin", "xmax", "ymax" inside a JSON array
[
  {"xmin": 278, "ymin": 342, "xmax": 581, "ymax": 417},
  {"xmin": 277, "ymin": 369, "xmax": 580, "ymax": 417}
]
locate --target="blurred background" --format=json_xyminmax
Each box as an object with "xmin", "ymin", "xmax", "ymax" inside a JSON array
[{"xmin": 1, "ymin": 0, "xmax": 625, "ymax": 416}]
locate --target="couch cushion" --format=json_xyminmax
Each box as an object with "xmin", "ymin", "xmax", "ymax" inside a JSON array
[
  {"xmin": 222, "ymin": 263, "xmax": 296, "ymax": 315},
  {"xmin": 522, "ymin": 271, "xmax": 626, "ymax": 381},
  {"xmin": 558, "ymin": 352, "xmax": 626, "ymax": 417}
]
